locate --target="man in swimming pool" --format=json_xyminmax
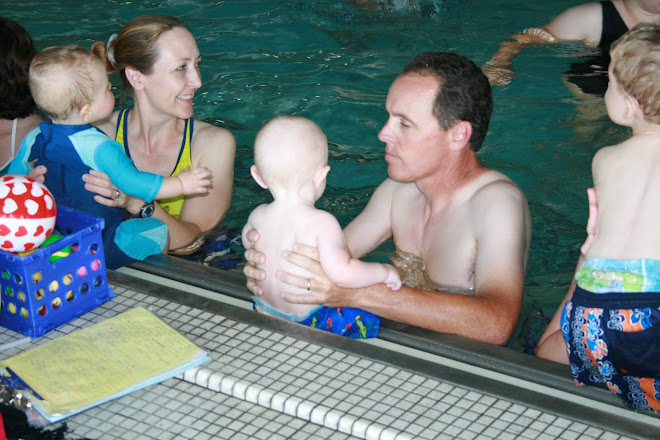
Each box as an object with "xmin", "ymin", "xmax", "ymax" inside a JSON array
[
  {"xmin": 483, "ymin": 0, "xmax": 660, "ymax": 92},
  {"xmin": 244, "ymin": 51, "xmax": 531, "ymax": 345}
]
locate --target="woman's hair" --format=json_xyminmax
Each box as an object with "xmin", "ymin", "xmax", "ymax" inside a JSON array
[
  {"xmin": 0, "ymin": 17, "xmax": 37, "ymax": 119},
  {"xmin": 610, "ymin": 23, "xmax": 660, "ymax": 124},
  {"xmin": 91, "ymin": 15, "xmax": 188, "ymax": 96}
]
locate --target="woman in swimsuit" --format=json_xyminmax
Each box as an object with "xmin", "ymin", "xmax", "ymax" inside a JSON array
[
  {"xmin": 483, "ymin": 0, "xmax": 660, "ymax": 89},
  {"xmin": 82, "ymin": 15, "xmax": 236, "ymax": 253},
  {"xmin": 0, "ymin": 17, "xmax": 42, "ymax": 174}
]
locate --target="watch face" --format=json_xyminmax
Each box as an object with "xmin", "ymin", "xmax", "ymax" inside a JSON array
[{"xmin": 141, "ymin": 203, "xmax": 155, "ymax": 218}]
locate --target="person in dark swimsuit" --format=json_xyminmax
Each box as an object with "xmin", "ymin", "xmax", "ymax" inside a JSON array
[
  {"xmin": 483, "ymin": 0, "xmax": 659, "ymax": 91},
  {"xmin": 565, "ymin": 1, "xmax": 629, "ymax": 96}
]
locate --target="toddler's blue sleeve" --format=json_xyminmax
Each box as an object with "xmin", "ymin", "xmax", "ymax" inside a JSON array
[
  {"xmin": 7, "ymin": 128, "xmax": 40, "ymax": 175},
  {"xmin": 93, "ymin": 140, "xmax": 163, "ymax": 202}
]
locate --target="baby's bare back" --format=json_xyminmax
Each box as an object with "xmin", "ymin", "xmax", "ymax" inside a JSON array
[{"xmin": 250, "ymin": 201, "xmax": 329, "ymax": 316}]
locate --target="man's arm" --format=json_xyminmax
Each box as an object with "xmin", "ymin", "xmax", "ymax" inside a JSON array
[
  {"xmin": 483, "ymin": 2, "xmax": 603, "ymax": 86},
  {"xmin": 343, "ymin": 178, "xmax": 397, "ymax": 258}
]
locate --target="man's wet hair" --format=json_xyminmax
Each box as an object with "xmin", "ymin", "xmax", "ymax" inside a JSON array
[{"xmin": 403, "ymin": 52, "xmax": 492, "ymax": 151}]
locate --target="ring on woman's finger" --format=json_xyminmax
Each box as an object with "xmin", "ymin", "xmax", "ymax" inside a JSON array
[
  {"xmin": 113, "ymin": 189, "xmax": 120, "ymax": 201},
  {"xmin": 306, "ymin": 280, "xmax": 311, "ymax": 291}
]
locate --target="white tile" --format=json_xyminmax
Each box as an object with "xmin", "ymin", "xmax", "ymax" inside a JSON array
[
  {"xmin": 233, "ymin": 380, "xmax": 248, "ymax": 400},
  {"xmin": 336, "ymin": 413, "xmax": 357, "ymax": 434},
  {"xmin": 296, "ymin": 399, "xmax": 316, "ymax": 420},
  {"xmin": 220, "ymin": 376, "xmax": 235, "ymax": 395},
  {"xmin": 257, "ymin": 387, "xmax": 274, "ymax": 407},
  {"xmin": 324, "ymin": 409, "xmax": 342, "ymax": 430},
  {"xmin": 379, "ymin": 428, "xmax": 399, "ymax": 440},
  {"xmin": 283, "ymin": 396, "xmax": 302, "ymax": 417},
  {"xmin": 271, "ymin": 392, "xmax": 288, "ymax": 412},
  {"xmin": 245, "ymin": 384, "xmax": 263, "ymax": 404},
  {"xmin": 365, "ymin": 423, "xmax": 385, "ymax": 440},
  {"xmin": 310, "ymin": 405, "xmax": 328, "ymax": 426}
]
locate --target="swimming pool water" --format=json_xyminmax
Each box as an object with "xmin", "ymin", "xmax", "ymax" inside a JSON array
[{"xmin": 5, "ymin": 0, "xmax": 630, "ymax": 352}]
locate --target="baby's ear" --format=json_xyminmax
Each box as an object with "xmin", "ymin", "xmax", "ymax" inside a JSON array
[
  {"xmin": 250, "ymin": 164, "xmax": 269, "ymax": 189},
  {"xmin": 623, "ymin": 94, "xmax": 642, "ymax": 120},
  {"xmin": 313, "ymin": 165, "xmax": 330, "ymax": 187},
  {"xmin": 79, "ymin": 103, "xmax": 93, "ymax": 122}
]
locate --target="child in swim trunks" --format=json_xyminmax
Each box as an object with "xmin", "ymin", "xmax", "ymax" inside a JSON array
[
  {"xmin": 242, "ymin": 115, "xmax": 401, "ymax": 338},
  {"xmin": 9, "ymin": 45, "xmax": 212, "ymax": 269},
  {"xmin": 536, "ymin": 23, "xmax": 660, "ymax": 411}
]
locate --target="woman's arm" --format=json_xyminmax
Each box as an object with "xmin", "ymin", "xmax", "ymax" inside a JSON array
[
  {"xmin": 483, "ymin": 2, "xmax": 603, "ymax": 86},
  {"xmin": 84, "ymin": 120, "xmax": 236, "ymax": 252},
  {"xmin": 168, "ymin": 122, "xmax": 235, "ymax": 251}
]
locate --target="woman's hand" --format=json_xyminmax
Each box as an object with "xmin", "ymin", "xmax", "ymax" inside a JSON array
[
  {"xmin": 580, "ymin": 187, "xmax": 598, "ymax": 255},
  {"xmin": 243, "ymin": 229, "xmax": 267, "ymax": 296},
  {"xmin": 82, "ymin": 170, "xmax": 142, "ymax": 214}
]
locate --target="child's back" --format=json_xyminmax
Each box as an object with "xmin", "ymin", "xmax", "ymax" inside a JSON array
[
  {"xmin": 587, "ymin": 134, "xmax": 660, "ymax": 260},
  {"xmin": 247, "ymin": 199, "xmax": 338, "ymax": 317},
  {"xmin": 536, "ymin": 23, "xmax": 660, "ymax": 412}
]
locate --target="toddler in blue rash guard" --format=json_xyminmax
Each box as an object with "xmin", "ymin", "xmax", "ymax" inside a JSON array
[
  {"xmin": 536, "ymin": 24, "xmax": 660, "ymax": 411},
  {"xmin": 10, "ymin": 45, "xmax": 211, "ymax": 269},
  {"xmin": 242, "ymin": 116, "xmax": 401, "ymax": 338}
]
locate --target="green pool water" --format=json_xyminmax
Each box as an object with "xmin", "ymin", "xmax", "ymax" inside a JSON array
[{"xmin": 5, "ymin": 0, "xmax": 630, "ymax": 352}]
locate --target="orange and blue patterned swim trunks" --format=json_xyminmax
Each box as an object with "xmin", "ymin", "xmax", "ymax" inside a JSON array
[{"xmin": 561, "ymin": 258, "xmax": 660, "ymax": 411}]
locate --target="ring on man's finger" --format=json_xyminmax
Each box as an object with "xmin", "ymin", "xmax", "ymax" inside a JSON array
[
  {"xmin": 306, "ymin": 280, "xmax": 311, "ymax": 291},
  {"xmin": 113, "ymin": 189, "xmax": 120, "ymax": 201}
]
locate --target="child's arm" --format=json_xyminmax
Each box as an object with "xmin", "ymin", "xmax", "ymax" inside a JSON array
[
  {"xmin": 316, "ymin": 213, "xmax": 401, "ymax": 290},
  {"xmin": 156, "ymin": 167, "xmax": 212, "ymax": 199},
  {"xmin": 7, "ymin": 128, "xmax": 41, "ymax": 175},
  {"xmin": 92, "ymin": 140, "xmax": 207, "ymax": 202}
]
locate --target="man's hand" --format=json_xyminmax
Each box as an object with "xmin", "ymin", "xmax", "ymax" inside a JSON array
[
  {"xmin": 242, "ymin": 229, "xmax": 266, "ymax": 296},
  {"xmin": 278, "ymin": 243, "xmax": 351, "ymax": 308}
]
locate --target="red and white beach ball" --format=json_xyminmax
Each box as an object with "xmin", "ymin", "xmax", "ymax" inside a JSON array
[{"xmin": 0, "ymin": 174, "xmax": 57, "ymax": 253}]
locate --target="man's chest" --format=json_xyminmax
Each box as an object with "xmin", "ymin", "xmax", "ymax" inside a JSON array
[{"xmin": 391, "ymin": 199, "xmax": 476, "ymax": 289}]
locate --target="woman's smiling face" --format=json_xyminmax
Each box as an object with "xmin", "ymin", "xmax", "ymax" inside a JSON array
[{"xmin": 142, "ymin": 26, "xmax": 202, "ymax": 119}]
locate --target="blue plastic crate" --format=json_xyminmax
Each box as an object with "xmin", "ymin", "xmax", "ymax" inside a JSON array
[{"xmin": 0, "ymin": 205, "xmax": 114, "ymax": 338}]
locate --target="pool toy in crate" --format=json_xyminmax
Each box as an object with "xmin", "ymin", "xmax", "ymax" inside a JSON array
[
  {"xmin": 0, "ymin": 205, "xmax": 114, "ymax": 338},
  {"xmin": 0, "ymin": 174, "xmax": 57, "ymax": 252}
]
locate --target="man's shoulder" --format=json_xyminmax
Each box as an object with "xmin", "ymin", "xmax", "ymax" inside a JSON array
[
  {"xmin": 473, "ymin": 169, "xmax": 522, "ymax": 195},
  {"xmin": 470, "ymin": 169, "xmax": 527, "ymax": 211}
]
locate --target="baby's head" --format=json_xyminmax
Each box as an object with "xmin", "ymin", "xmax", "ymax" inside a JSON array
[
  {"xmin": 608, "ymin": 23, "xmax": 660, "ymax": 124},
  {"xmin": 253, "ymin": 115, "xmax": 328, "ymax": 193},
  {"xmin": 29, "ymin": 44, "xmax": 114, "ymax": 122}
]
